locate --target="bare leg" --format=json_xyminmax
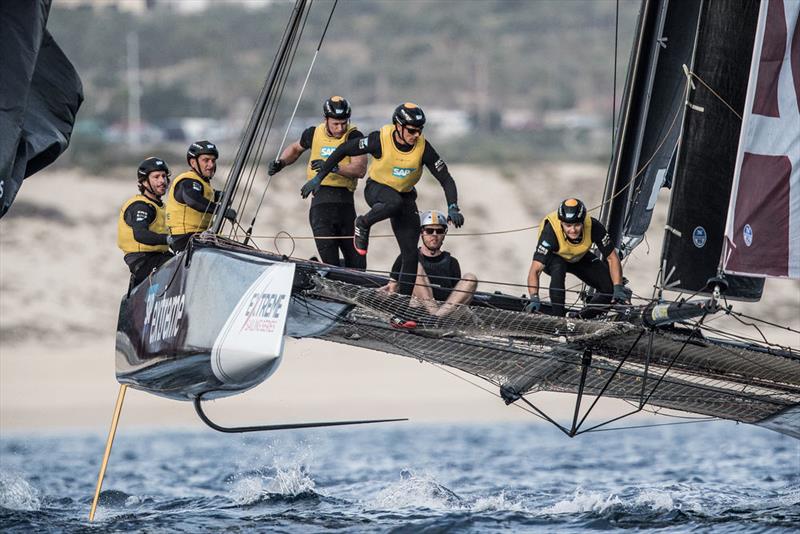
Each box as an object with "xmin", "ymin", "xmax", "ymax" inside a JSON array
[
  {"xmin": 410, "ymin": 266, "xmax": 441, "ymax": 315},
  {"xmin": 435, "ymin": 273, "xmax": 478, "ymax": 317}
]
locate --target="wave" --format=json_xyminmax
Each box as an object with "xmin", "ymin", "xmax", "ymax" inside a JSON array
[{"xmin": 0, "ymin": 472, "xmax": 41, "ymax": 512}]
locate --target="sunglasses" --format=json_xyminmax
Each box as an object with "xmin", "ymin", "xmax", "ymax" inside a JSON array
[
  {"xmin": 405, "ymin": 126, "xmax": 423, "ymax": 135},
  {"xmin": 422, "ymin": 227, "xmax": 447, "ymax": 235}
]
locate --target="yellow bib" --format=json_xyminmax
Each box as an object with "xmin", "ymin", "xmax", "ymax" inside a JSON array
[
  {"xmin": 307, "ymin": 122, "xmax": 357, "ymax": 191},
  {"xmin": 539, "ymin": 211, "xmax": 593, "ymax": 263},
  {"xmin": 367, "ymin": 124, "xmax": 425, "ymax": 192},
  {"xmin": 166, "ymin": 170, "xmax": 215, "ymax": 234},
  {"xmin": 117, "ymin": 194, "xmax": 169, "ymax": 254}
]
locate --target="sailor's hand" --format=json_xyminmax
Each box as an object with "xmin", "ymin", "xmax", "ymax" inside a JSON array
[
  {"xmin": 612, "ymin": 284, "xmax": 630, "ymax": 304},
  {"xmin": 223, "ymin": 207, "xmax": 237, "ymax": 222},
  {"xmin": 268, "ymin": 159, "xmax": 285, "ymax": 176},
  {"xmin": 310, "ymin": 159, "xmax": 338, "ymax": 173},
  {"xmin": 301, "ymin": 174, "xmax": 323, "ymax": 199},
  {"xmin": 524, "ymin": 294, "xmax": 541, "ymax": 313},
  {"xmin": 447, "ymin": 203, "xmax": 464, "ymax": 228},
  {"xmin": 166, "ymin": 234, "xmax": 175, "ymax": 250}
]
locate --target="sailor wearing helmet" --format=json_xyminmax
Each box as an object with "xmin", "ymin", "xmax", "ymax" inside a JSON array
[
  {"xmin": 117, "ymin": 157, "xmax": 174, "ymax": 286},
  {"xmin": 306, "ymin": 103, "xmax": 465, "ymax": 307},
  {"xmin": 165, "ymin": 140, "xmax": 237, "ymax": 251},
  {"xmin": 268, "ymin": 96, "xmax": 367, "ymax": 269},
  {"xmin": 382, "ymin": 209, "xmax": 477, "ymax": 326},
  {"xmin": 526, "ymin": 198, "xmax": 630, "ymax": 318}
]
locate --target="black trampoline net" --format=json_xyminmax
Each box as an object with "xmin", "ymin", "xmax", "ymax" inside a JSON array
[{"xmin": 304, "ymin": 277, "xmax": 800, "ymax": 428}]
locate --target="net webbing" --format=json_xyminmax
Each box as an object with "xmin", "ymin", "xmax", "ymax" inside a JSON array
[{"xmin": 305, "ymin": 276, "xmax": 800, "ymax": 426}]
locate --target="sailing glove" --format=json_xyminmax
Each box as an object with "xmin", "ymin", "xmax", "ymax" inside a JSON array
[
  {"xmin": 524, "ymin": 294, "xmax": 541, "ymax": 313},
  {"xmin": 447, "ymin": 203, "xmax": 464, "ymax": 228},
  {"xmin": 310, "ymin": 159, "xmax": 339, "ymax": 173},
  {"xmin": 166, "ymin": 234, "xmax": 174, "ymax": 249},
  {"xmin": 223, "ymin": 207, "xmax": 237, "ymax": 222},
  {"xmin": 612, "ymin": 284, "xmax": 629, "ymax": 304},
  {"xmin": 301, "ymin": 174, "xmax": 323, "ymax": 199},
  {"xmin": 268, "ymin": 159, "xmax": 285, "ymax": 176}
]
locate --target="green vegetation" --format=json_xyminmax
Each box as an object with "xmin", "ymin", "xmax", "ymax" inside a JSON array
[{"xmin": 48, "ymin": 0, "xmax": 638, "ymax": 168}]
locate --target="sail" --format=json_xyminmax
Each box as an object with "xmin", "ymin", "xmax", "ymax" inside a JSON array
[
  {"xmin": 0, "ymin": 0, "xmax": 84, "ymax": 219},
  {"xmin": 723, "ymin": 0, "xmax": 800, "ymax": 279},
  {"xmin": 602, "ymin": 0, "xmax": 703, "ymax": 256},
  {"xmin": 660, "ymin": 0, "xmax": 765, "ymax": 300}
]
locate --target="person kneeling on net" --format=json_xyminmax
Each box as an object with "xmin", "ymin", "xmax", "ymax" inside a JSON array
[
  {"xmin": 525, "ymin": 198, "xmax": 629, "ymax": 318},
  {"xmin": 382, "ymin": 210, "xmax": 477, "ymax": 327},
  {"xmin": 117, "ymin": 157, "xmax": 175, "ymax": 287}
]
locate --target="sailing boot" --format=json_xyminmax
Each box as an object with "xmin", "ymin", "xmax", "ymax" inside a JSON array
[{"xmin": 353, "ymin": 216, "xmax": 369, "ymax": 256}]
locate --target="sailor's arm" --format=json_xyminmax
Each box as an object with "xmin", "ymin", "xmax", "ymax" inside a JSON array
[
  {"xmin": 315, "ymin": 132, "xmax": 377, "ymax": 178},
  {"xmin": 527, "ymin": 260, "xmax": 545, "ymax": 297},
  {"xmin": 607, "ymin": 249, "xmax": 623, "ymax": 286},
  {"xmin": 422, "ymin": 141, "xmax": 457, "ymax": 206},
  {"xmin": 175, "ymin": 179, "xmax": 216, "ymax": 213},
  {"xmin": 333, "ymin": 129, "xmax": 368, "ymax": 179},
  {"xmin": 277, "ymin": 140, "xmax": 306, "ymax": 166},
  {"xmin": 124, "ymin": 202, "xmax": 169, "ymax": 246}
]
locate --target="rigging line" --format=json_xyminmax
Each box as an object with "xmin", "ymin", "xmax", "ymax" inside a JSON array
[
  {"xmin": 727, "ymin": 310, "xmax": 800, "ymax": 335},
  {"xmin": 236, "ymin": 4, "xmax": 312, "ymax": 233},
  {"xmin": 244, "ymin": 3, "xmax": 322, "ymax": 239},
  {"xmin": 274, "ymin": 0, "xmax": 338, "ymax": 161},
  {"xmin": 583, "ymin": 418, "xmax": 720, "ymax": 434},
  {"xmin": 611, "ymin": 0, "xmax": 619, "ymax": 150},
  {"xmin": 688, "ymin": 70, "xmax": 742, "ymax": 121}
]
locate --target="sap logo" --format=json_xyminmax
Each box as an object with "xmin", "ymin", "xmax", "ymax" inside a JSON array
[
  {"xmin": 320, "ymin": 146, "xmax": 335, "ymax": 158},
  {"xmin": 358, "ymin": 137, "xmax": 369, "ymax": 149},
  {"xmin": 601, "ymin": 233, "xmax": 611, "ymax": 247},
  {"xmin": 536, "ymin": 244, "xmax": 550, "ymax": 256},
  {"xmin": 692, "ymin": 226, "xmax": 707, "ymax": 248},
  {"xmin": 135, "ymin": 210, "xmax": 148, "ymax": 222},
  {"xmin": 392, "ymin": 167, "xmax": 416, "ymax": 178},
  {"xmin": 743, "ymin": 224, "xmax": 753, "ymax": 247},
  {"xmin": 147, "ymin": 293, "xmax": 185, "ymax": 344}
]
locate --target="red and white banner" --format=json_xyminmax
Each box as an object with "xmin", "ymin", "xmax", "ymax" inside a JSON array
[{"xmin": 724, "ymin": 0, "xmax": 800, "ymax": 279}]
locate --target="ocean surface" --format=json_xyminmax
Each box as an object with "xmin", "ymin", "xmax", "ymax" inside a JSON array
[{"xmin": 1, "ymin": 421, "xmax": 798, "ymax": 532}]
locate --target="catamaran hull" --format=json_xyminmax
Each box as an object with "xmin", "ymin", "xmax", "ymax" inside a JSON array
[{"xmin": 115, "ymin": 246, "xmax": 349, "ymax": 400}]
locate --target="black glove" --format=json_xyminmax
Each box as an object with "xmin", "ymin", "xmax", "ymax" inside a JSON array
[
  {"xmin": 310, "ymin": 159, "xmax": 338, "ymax": 173},
  {"xmin": 447, "ymin": 203, "xmax": 464, "ymax": 228},
  {"xmin": 223, "ymin": 207, "xmax": 237, "ymax": 222},
  {"xmin": 524, "ymin": 294, "xmax": 541, "ymax": 313},
  {"xmin": 612, "ymin": 284, "xmax": 629, "ymax": 304},
  {"xmin": 301, "ymin": 174, "xmax": 323, "ymax": 199},
  {"xmin": 268, "ymin": 159, "xmax": 285, "ymax": 176}
]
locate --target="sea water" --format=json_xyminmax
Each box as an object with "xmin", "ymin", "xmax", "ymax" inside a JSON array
[{"xmin": 1, "ymin": 421, "xmax": 798, "ymax": 532}]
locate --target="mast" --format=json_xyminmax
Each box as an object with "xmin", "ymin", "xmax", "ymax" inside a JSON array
[{"xmin": 211, "ymin": 0, "xmax": 308, "ymax": 235}]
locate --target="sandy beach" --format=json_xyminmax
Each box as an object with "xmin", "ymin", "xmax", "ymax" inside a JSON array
[{"xmin": 1, "ymin": 164, "xmax": 797, "ymax": 433}]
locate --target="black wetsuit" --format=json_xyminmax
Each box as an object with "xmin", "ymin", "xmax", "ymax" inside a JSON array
[
  {"xmin": 390, "ymin": 249, "xmax": 462, "ymax": 301},
  {"xmin": 533, "ymin": 218, "xmax": 615, "ymax": 318},
  {"xmin": 299, "ymin": 126, "xmax": 366, "ymax": 269},
  {"xmin": 170, "ymin": 179, "xmax": 221, "ymax": 251},
  {"xmin": 317, "ymin": 130, "xmax": 458, "ymax": 295},
  {"xmin": 123, "ymin": 200, "xmax": 173, "ymax": 286}
]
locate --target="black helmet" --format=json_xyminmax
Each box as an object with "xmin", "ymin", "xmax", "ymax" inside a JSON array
[
  {"xmin": 557, "ymin": 198, "xmax": 587, "ymax": 223},
  {"xmin": 392, "ymin": 102, "xmax": 426, "ymax": 128},
  {"xmin": 187, "ymin": 140, "xmax": 219, "ymax": 164},
  {"xmin": 137, "ymin": 157, "xmax": 170, "ymax": 181},
  {"xmin": 323, "ymin": 96, "xmax": 351, "ymax": 119}
]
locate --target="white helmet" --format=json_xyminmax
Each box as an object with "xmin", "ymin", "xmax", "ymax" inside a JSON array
[{"xmin": 420, "ymin": 209, "xmax": 447, "ymax": 227}]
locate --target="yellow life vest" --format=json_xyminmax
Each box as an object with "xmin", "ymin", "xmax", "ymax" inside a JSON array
[
  {"xmin": 539, "ymin": 211, "xmax": 593, "ymax": 263},
  {"xmin": 367, "ymin": 124, "xmax": 425, "ymax": 192},
  {"xmin": 117, "ymin": 194, "xmax": 169, "ymax": 254},
  {"xmin": 307, "ymin": 122, "xmax": 358, "ymax": 191},
  {"xmin": 166, "ymin": 170, "xmax": 215, "ymax": 234}
]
